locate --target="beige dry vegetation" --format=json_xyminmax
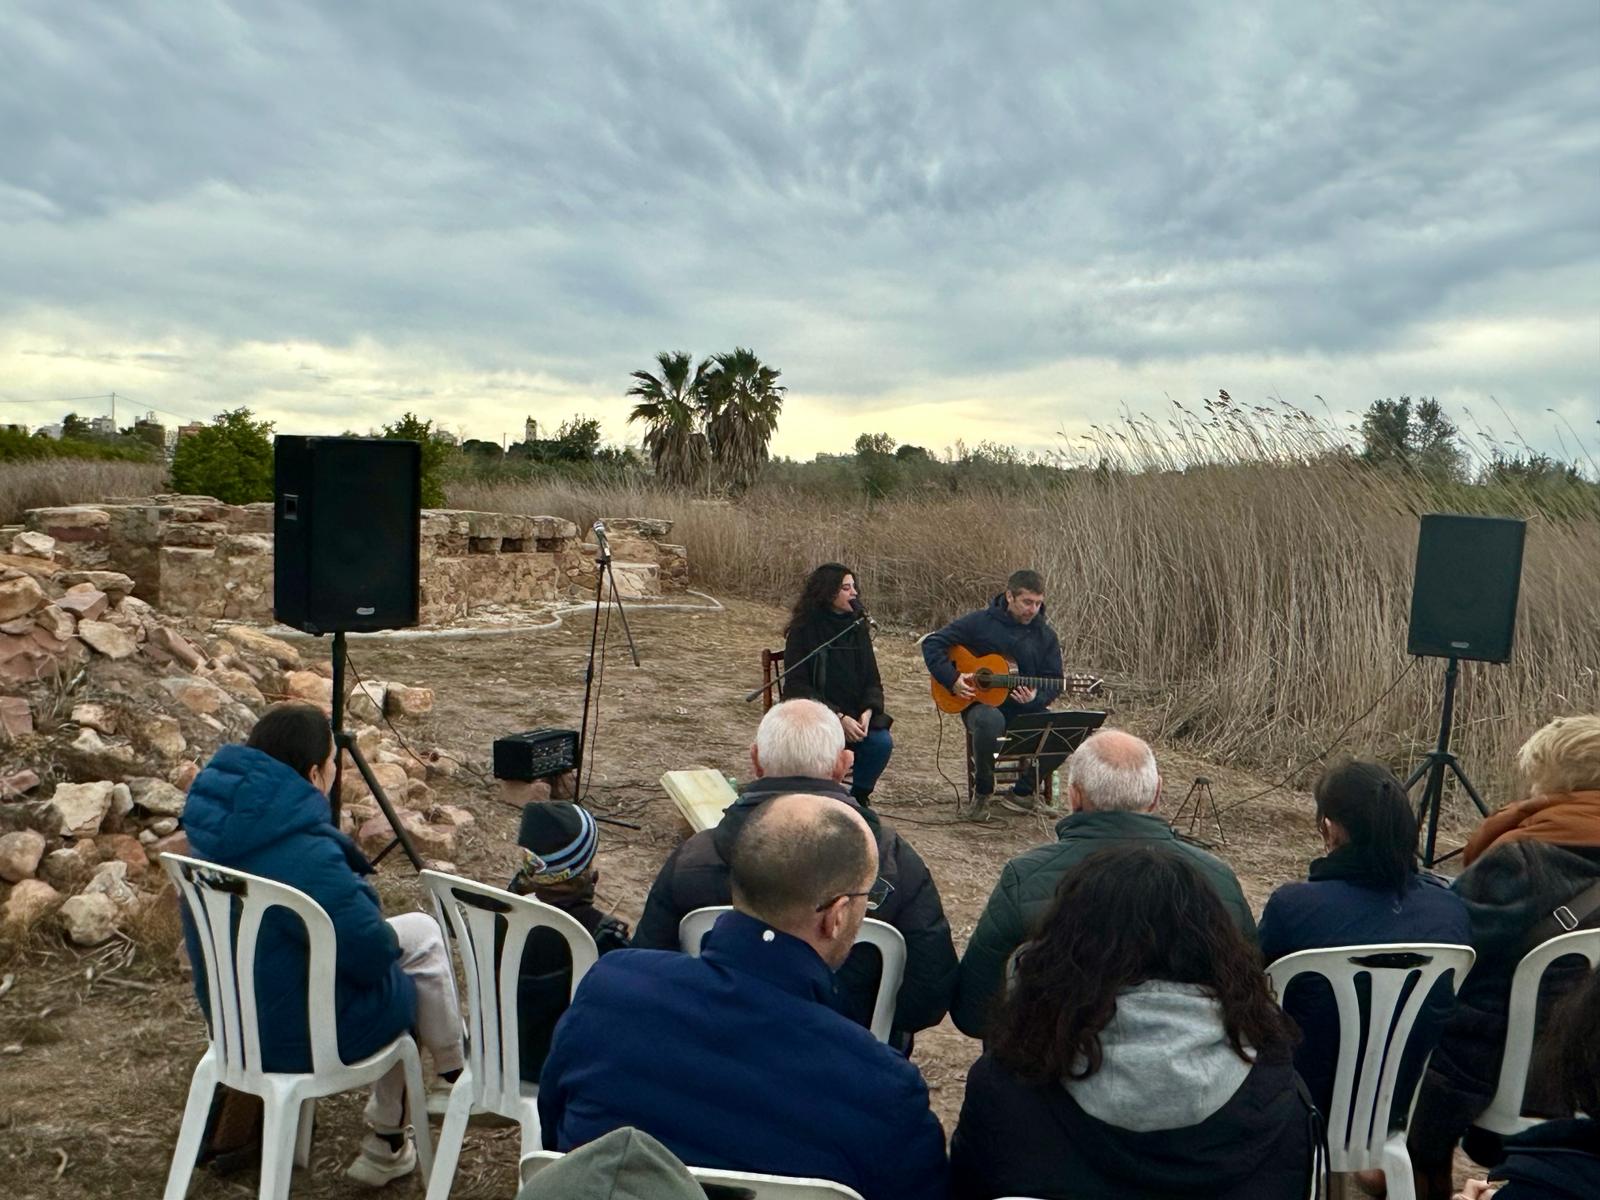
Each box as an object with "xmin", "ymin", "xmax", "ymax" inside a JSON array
[{"xmin": 0, "ymin": 460, "xmax": 166, "ymax": 523}]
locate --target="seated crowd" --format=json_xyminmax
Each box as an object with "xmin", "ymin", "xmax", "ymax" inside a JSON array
[{"xmin": 175, "ymin": 700, "xmax": 1600, "ymax": 1200}]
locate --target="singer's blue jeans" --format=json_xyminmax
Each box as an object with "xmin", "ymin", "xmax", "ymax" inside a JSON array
[{"xmin": 847, "ymin": 728, "xmax": 893, "ymax": 797}]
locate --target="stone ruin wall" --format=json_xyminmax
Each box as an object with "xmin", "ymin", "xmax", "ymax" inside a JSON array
[{"xmin": 7, "ymin": 497, "xmax": 690, "ymax": 626}]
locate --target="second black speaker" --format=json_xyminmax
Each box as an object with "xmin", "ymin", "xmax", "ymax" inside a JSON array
[
  {"xmin": 274, "ymin": 436, "xmax": 421, "ymax": 634},
  {"xmin": 1406, "ymin": 513, "xmax": 1526, "ymax": 663}
]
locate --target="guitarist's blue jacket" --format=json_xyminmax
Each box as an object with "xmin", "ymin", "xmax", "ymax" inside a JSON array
[{"xmin": 922, "ymin": 592, "xmax": 1064, "ymax": 713}]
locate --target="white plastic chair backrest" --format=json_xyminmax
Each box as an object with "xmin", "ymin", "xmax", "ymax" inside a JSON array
[
  {"xmin": 677, "ymin": 906, "xmax": 907, "ymax": 1043},
  {"xmin": 162, "ymin": 852, "xmax": 345, "ymax": 1084},
  {"xmin": 1267, "ymin": 942, "xmax": 1475, "ymax": 1170},
  {"xmin": 520, "ymin": 1150, "xmax": 865, "ymax": 1198},
  {"xmin": 1477, "ymin": 927, "xmax": 1600, "ymax": 1135},
  {"xmin": 422, "ymin": 870, "xmax": 598, "ymax": 1107}
]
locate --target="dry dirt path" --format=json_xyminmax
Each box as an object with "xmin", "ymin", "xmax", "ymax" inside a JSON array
[{"xmin": 1, "ymin": 596, "xmax": 1369, "ymax": 1198}]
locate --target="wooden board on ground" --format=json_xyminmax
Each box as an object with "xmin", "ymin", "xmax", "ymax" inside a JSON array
[{"xmin": 662, "ymin": 768, "xmax": 738, "ymax": 832}]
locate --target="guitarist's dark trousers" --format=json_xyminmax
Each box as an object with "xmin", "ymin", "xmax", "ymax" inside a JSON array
[{"xmin": 964, "ymin": 703, "xmax": 1067, "ymax": 798}]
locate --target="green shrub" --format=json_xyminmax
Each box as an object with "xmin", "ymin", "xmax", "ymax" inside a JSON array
[{"xmin": 169, "ymin": 408, "xmax": 275, "ymax": 504}]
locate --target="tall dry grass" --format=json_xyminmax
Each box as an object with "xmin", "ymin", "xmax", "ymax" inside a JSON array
[
  {"xmin": 449, "ymin": 423, "xmax": 1600, "ymax": 804},
  {"xmin": 0, "ymin": 460, "xmax": 167, "ymax": 523}
]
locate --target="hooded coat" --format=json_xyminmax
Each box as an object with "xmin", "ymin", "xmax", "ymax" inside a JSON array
[
  {"xmin": 950, "ymin": 981, "xmax": 1314, "ymax": 1200},
  {"xmin": 921, "ymin": 592, "xmax": 1064, "ymax": 715},
  {"xmin": 180, "ymin": 744, "xmax": 416, "ymax": 1073},
  {"xmin": 782, "ymin": 607, "xmax": 892, "ymax": 730},
  {"xmin": 632, "ymin": 774, "xmax": 958, "ymax": 1038}
]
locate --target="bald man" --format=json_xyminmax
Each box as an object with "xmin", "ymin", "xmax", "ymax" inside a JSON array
[
  {"xmin": 951, "ymin": 729, "xmax": 1257, "ymax": 1038},
  {"xmin": 538, "ymin": 793, "xmax": 948, "ymax": 1200}
]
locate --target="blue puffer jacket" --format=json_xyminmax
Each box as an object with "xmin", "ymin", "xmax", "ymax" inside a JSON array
[
  {"xmin": 180, "ymin": 744, "xmax": 416, "ymax": 1073},
  {"xmin": 921, "ymin": 593, "xmax": 1064, "ymax": 714}
]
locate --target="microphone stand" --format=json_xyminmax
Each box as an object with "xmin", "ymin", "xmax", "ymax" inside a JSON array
[
  {"xmin": 575, "ymin": 522, "xmax": 640, "ymax": 801},
  {"xmin": 744, "ymin": 612, "xmax": 867, "ymax": 704}
]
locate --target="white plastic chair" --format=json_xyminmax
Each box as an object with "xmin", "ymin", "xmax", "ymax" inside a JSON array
[
  {"xmin": 1475, "ymin": 927, "xmax": 1600, "ymax": 1135},
  {"xmin": 521, "ymin": 1148, "xmax": 866, "ymax": 1197},
  {"xmin": 677, "ymin": 906, "xmax": 907, "ymax": 1043},
  {"xmin": 1268, "ymin": 942, "xmax": 1475, "ymax": 1200},
  {"xmin": 422, "ymin": 870, "xmax": 599, "ymax": 1200},
  {"xmin": 160, "ymin": 853, "xmax": 433, "ymax": 1200}
]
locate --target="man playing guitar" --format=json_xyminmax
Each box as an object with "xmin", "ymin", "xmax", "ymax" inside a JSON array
[{"xmin": 922, "ymin": 569, "xmax": 1066, "ymax": 815}]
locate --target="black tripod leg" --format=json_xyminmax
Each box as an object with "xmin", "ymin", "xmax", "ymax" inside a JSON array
[
  {"xmin": 1447, "ymin": 759, "xmax": 1492, "ymax": 818},
  {"xmin": 1419, "ymin": 758, "xmax": 1448, "ymax": 869}
]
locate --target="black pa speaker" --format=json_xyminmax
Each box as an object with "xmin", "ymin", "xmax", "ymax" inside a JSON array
[
  {"xmin": 1406, "ymin": 513, "xmax": 1526, "ymax": 663},
  {"xmin": 274, "ymin": 436, "xmax": 421, "ymax": 634}
]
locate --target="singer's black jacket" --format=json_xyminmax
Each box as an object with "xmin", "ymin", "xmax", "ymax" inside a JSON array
[{"xmin": 780, "ymin": 607, "xmax": 892, "ymax": 730}]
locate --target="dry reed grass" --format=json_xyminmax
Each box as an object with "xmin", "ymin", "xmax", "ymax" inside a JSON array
[
  {"xmin": 449, "ymin": 432, "xmax": 1599, "ymax": 803},
  {"xmin": 0, "ymin": 460, "xmax": 167, "ymax": 523}
]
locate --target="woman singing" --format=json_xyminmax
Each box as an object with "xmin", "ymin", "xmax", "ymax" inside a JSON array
[{"xmin": 781, "ymin": 562, "xmax": 893, "ymax": 807}]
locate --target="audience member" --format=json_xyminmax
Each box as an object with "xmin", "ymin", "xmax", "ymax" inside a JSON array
[
  {"xmin": 507, "ymin": 802, "xmax": 631, "ymax": 1083},
  {"xmin": 180, "ymin": 703, "xmax": 464, "ymax": 1187},
  {"xmin": 951, "ymin": 728, "xmax": 1256, "ymax": 1037},
  {"xmin": 517, "ymin": 1127, "xmax": 703, "ymax": 1200},
  {"xmin": 538, "ymin": 791, "xmax": 949, "ymax": 1200},
  {"xmin": 1450, "ymin": 969, "xmax": 1600, "ymax": 1200},
  {"xmin": 950, "ymin": 846, "xmax": 1311, "ymax": 1200},
  {"xmin": 633, "ymin": 698, "xmax": 957, "ymax": 1046},
  {"xmin": 1411, "ymin": 714, "xmax": 1600, "ymax": 1199},
  {"xmin": 1259, "ymin": 760, "xmax": 1470, "ymax": 1117}
]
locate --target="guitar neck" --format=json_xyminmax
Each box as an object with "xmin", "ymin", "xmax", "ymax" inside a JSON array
[{"xmin": 988, "ymin": 674, "xmax": 1094, "ymax": 691}]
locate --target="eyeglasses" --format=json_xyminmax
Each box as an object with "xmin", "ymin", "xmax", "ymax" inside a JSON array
[{"xmin": 816, "ymin": 877, "xmax": 893, "ymax": 913}]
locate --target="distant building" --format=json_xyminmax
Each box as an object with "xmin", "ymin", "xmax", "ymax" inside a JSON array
[
  {"xmin": 524, "ymin": 416, "xmax": 538, "ymax": 442},
  {"xmin": 89, "ymin": 414, "xmax": 117, "ymax": 437},
  {"xmin": 36, "ymin": 423, "xmax": 63, "ymax": 439},
  {"xmin": 176, "ymin": 422, "xmax": 205, "ymax": 441}
]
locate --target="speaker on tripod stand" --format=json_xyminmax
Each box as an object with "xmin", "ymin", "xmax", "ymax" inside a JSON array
[{"xmin": 1405, "ymin": 513, "xmax": 1526, "ymax": 866}]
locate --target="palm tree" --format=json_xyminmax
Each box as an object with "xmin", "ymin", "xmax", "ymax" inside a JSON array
[
  {"xmin": 704, "ymin": 347, "xmax": 785, "ymax": 494},
  {"xmin": 627, "ymin": 351, "xmax": 712, "ymax": 489}
]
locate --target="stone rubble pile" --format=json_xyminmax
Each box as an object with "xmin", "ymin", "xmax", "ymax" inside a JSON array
[{"xmin": 0, "ymin": 530, "xmax": 462, "ymax": 948}]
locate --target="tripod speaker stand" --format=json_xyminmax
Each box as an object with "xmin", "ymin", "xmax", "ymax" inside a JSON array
[
  {"xmin": 329, "ymin": 631, "xmax": 423, "ymax": 870},
  {"xmin": 1406, "ymin": 656, "xmax": 1489, "ymax": 868},
  {"xmin": 574, "ymin": 521, "xmax": 640, "ymax": 800}
]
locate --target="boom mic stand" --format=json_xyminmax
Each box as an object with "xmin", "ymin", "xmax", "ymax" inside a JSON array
[
  {"xmin": 1405, "ymin": 655, "xmax": 1491, "ymax": 868},
  {"xmin": 574, "ymin": 521, "xmax": 640, "ymax": 800},
  {"xmin": 744, "ymin": 613, "xmax": 867, "ymax": 705},
  {"xmin": 328, "ymin": 631, "xmax": 423, "ymax": 871}
]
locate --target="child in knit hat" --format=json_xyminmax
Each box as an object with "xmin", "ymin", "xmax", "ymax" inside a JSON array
[{"xmin": 509, "ymin": 801, "xmax": 631, "ymax": 1082}]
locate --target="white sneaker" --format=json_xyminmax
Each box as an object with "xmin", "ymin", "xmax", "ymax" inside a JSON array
[{"xmin": 346, "ymin": 1132, "xmax": 417, "ymax": 1187}]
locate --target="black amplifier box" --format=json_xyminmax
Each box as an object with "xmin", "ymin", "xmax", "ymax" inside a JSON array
[{"xmin": 493, "ymin": 728, "xmax": 580, "ymax": 782}]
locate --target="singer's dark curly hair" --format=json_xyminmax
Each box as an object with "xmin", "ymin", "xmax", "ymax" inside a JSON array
[
  {"xmin": 785, "ymin": 562, "xmax": 860, "ymax": 633},
  {"xmin": 987, "ymin": 845, "xmax": 1296, "ymax": 1084}
]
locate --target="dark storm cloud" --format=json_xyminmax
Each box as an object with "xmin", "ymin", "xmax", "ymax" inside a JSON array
[{"xmin": 0, "ymin": 0, "xmax": 1594, "ymax": 446}]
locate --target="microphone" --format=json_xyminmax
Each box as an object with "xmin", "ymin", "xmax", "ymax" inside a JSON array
[
  {"xmin": 592, "ymin": 520, "xmax": 610, "ymax": 554},
  {"xmin": 851, "ymin": 598, "xmax": 877, "ymax": 632}
]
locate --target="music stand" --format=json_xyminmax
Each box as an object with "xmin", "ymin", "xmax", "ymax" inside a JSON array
[{"xmin": 977, "ymin": 709, "xmax": 1107, "ymax": 804}]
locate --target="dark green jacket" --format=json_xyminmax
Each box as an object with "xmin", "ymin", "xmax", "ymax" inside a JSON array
[{"xmin": 951, "ymin": 809, "xmax": 1259, "ymax": 1038}]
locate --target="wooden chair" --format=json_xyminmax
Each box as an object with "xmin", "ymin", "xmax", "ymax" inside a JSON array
[
  {"xmin": 965, "ymin": 727, "xmax": 1057, "ymax": 806},
  {"xmin": 759, "ymin": 648, "xmax": 785, "ymax": 711}
]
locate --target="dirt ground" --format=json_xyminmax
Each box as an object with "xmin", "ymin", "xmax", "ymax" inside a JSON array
[{"xmin": 0, "ymin": 596, "xmax": 1482, "ymax": 1198}]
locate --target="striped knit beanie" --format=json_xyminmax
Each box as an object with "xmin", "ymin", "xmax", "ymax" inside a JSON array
[{"xmin": 515, "ymin": 801, "xmax": 599, "ymax": 884}]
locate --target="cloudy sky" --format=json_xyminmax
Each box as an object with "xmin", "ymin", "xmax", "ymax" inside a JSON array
[{"xmin": 3, "ymin": 1, "xmax": 1596, "ymax": 465}]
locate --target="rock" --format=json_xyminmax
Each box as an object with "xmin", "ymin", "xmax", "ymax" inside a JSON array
[
  {"xmin": 221, "ymin": 625, "xmax": 301, "ymax": 668},
  {"xmin": 424, "ymin": 750, "xmax": 460, "ymax": 781},
  {"xmin": 148, "ymin": 816, "xmax": 179, "ymax": 836},
  {"xmin": 10, "ymin": 531, "xmax": 55, "ymax": 559},
  {"xmin": 1, "ymin": 769, "xmax": 40, "ymax": 798},
  {"xmin": 127, "ymin": 712, "xmax": 186, "ymax": 760},
  {"xmin": 58, "ymin": 893, "xmax": 119, "ymax": 945},
  {"xmin": 129, "ymin": 777, "xmax": 187, "ymax": 817},
  {"xmin": 198, "ymin": 665, "xmax": 264, "ymax": 706},
  {"xmin": 146, "ymin": 624, "xmax": 206, "ymax": 670},
  {"xmin": 46, "ymin": 781, "xmax": 115, "ymax": 836},
  {"xmin": 66, "ymin": 728, "xmax": 139, "ymax": 778},
  {"xmin": 39, "ymin": 845, "xmax": 97, "ymax": 894},
  {"xmin": 0, "ymin": 575, "xmax": 48, "ymax": 622},
  {"xmin": 356, "ymin": 809, "xmax": 424, "ymax": 858},
  {"xmin": 58, "ymin": 570, "xmax": 135, "ymax": 598},
  {"xmin": 384, "ymin": 685, "xmax": 434, "ymax": 718},
  {"xmin": 72, "ymin": 702, "xmax": 119, "ymax": 735},
  {"xmin": 85, "ymin": 859, "xmax": 140, "ymax": 903},
  {"xmin": 0, "ymin": 830, "xmax": 47, "ymax": 882},
  {"xmin": 160, "ymin": 675, "xmax": 230, "ymax": 716},
  {"xmin": 402, "ymin": 781, "xmax": 436, "ymax": 812},
  {"xmin": 0, "ymin": 615, "xmax": 33, "ymax": 634},
  {"xmin": 495, "ymin": 778, "xmax": 552, "ymax": 808},
  {"xmin": 0, "ymin": 696, "xmax": 33, "ymax": 740},
  {"xmin": 348, "ymin": 680, "xmax": 386, "ymax": 722},
  {"xmin": 98, "ymin": 834, "xmax": 149, "ymax": 881},
  {"xmin": 149, "ymin": 829, "xmax": 190, "ymax": 862},
  {"xmin": 110, "ymin": 782, "xmax": 133, "ymax": 819},
  {"xmin": 171, "ymin": 760, "xmax": 200, "ymax": 792},
  {"xmin": 352, "ymin": 725, "xmax": 383, "ymax": 758},
  {"xmin": 433, "ymin": 804, "xmax": 476, "ymax": 828},
  {"xmin": 3, "ymin": 879, "xmax": 62, "ymax": 929},
  {"xmin": 34, "ymin": 604, "xmax": 76, "ymax": 641},
  {"xmin": 410, "ymin": 822, "xmax": 457, "ymax": 859},
  {"xmin": 281, "ymin": 670, "xmax": 333, "ymax": 708},
  {"xmin": 55, "ymin": 586, "xmax": 109, "ymax": 622},
  {"xmin": 78, "ymin": 619, "xmax": 139, "ymax": 659},
  {"xmin": 25, "ymin": 505, "xmax": 110, "ymax": 542},
  {"xmin": 138, "ymin": 829, "xmax": 156, "ymax": 845}
]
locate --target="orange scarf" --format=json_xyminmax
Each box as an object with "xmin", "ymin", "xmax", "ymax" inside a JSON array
[{"xmin": 1462, "ymin": 789, "xmax": 1600, "ymax": 866}]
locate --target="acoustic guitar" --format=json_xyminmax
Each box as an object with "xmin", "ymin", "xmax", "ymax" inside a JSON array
[{"xmin": 930, "ymin": 644, "xmax": 1105, "ymax": 714}]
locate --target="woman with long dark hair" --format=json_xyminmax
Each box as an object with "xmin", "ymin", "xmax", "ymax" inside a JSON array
[
  {"xmin": 1259, "ymin": 759, "xmax": 1470, "ymax": 1120},
  {"xmin": 781, "ymin": 562, "xmax": 892, "ymax": 806},
  {"xmin": 951, "ymin": 846, "xmax": 1312, "ymax": 1200}
]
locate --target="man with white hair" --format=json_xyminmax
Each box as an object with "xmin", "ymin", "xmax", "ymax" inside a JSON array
[
  {"xmin": 950, "ymin": 728, "xmax": 1256, "ymax": 1037},
  {"xmin": 634, "ymin": 699, "xmax": 958, "ymax": 1048}
]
